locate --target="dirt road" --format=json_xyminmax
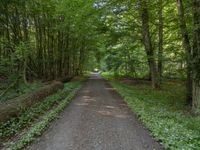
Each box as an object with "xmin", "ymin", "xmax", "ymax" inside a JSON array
[{"xmin": 27, "ymin": 74, "xmax": 164, "ymax": 150}]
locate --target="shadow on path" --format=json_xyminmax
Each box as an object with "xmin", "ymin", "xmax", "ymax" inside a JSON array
[{"xmin": 27, "ymin": 73, "xmax": 164, "ymax": 150}]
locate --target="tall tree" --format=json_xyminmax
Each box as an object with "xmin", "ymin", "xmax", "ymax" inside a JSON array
[
  {"xmin": 140, "ymin": 0, "xmax": 158, "ymax": 88},
  {"xmin": 158, "ymin": 0, "xmax": 164, "ymax": 87},
  {"xmin": 192, "ymin": 0, "xmax": 200, "ymax": 112},
  {"xmin": 176, "ymin": 0, "xmax": 193, "ymax": 105}
]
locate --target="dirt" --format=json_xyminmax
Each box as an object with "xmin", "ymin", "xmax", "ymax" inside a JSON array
[{"xmin": 26, "ymin": 73, "xmax": 164, "ymax": 150}]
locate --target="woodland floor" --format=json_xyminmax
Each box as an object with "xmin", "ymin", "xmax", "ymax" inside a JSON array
[{"xmin": 26, "ymin": 73, "xmax": 164, "ymax": 150}]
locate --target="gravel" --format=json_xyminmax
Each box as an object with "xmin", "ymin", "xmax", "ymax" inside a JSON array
[{"xmin": 27, "ymin": 74, "xmax": 164, "ymax": 150}]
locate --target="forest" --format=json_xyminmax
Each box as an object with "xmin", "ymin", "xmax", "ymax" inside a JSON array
[{"xmin": 0, "ymin": 0, "xmax": 200, "ymax": 149}]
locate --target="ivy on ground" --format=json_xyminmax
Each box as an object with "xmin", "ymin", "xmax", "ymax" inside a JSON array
[
  {"xmin": 7, "ymin": 84, "xmax": 81, "ymax": 150},
  {"xmin": 109, "ymin": 81, "xmax": 200, "ymax": 149},
  {"xmin": 0, "ymin": 81, "xmax": 80, "ymax": 139}
]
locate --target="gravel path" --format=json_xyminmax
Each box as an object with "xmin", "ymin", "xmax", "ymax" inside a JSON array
[{"xmin": 27, "ymin": 74, "xmax": 164, "ymax": 150}]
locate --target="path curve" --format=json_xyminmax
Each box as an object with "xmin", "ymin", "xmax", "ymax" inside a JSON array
[{"xmin": 27, "ymin": 74, "xmax": 164, "ymax": 150}]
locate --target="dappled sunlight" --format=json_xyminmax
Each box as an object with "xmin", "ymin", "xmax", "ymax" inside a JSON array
[
  {"xmin": 75, "ymin": 93, "xmax": 129, "ymax": 119},
  {"xmin": 105, "ymin": 105, "xmax": 115, "ymax": 109},
  {"xmin": 75, "ymin": 103, "xmax": 89, "ymax": 106},
  {"xmin": 105, "ymin": 87, "xmax": 114, "ymax": 91},
  {"xmin": 75, "ymin": 94, "xmax": 96, "ymax": 107},
  {"xmin": 82, "ymin": 96, "xmax": 96, "ymax": 102},
  {"xmin": 105, "ymin": 87, "xmax": 115, "ymax": 92},
  {"xmin": 97, "ymin": 110, "xmax": 128, "ymax": 119},
  {"xmin": 97, "ymin": 104, "xmax": 129, "ymax": 119}
]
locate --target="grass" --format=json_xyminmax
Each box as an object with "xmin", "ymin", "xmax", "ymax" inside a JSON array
[
  {"xmin": 7, "ymin": 84, "xmax": 81, "ymax": 150},
  {"xmin": 0, "ymin": 81, "xmax": 81, "ymax": 140},
  {"xmin": 102, "ymin": 72, "xmax": 200, "ymax": 150},
  {"xmin": 0, "ymin": 81, "xmax": 81, "ymax": 144}
]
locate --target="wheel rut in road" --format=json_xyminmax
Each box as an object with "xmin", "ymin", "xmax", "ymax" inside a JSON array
[{"xmin": 27, "ymin": 74, "xmax": 164, "ymax": 150}]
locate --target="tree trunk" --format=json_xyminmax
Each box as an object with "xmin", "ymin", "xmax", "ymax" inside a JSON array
[
  {"xmin": 176, "ymin": 0, "xmax": 193, "ymax": 105},
  {"xmin": 158, "ymin": 0, "xmax": 163, "ymax": 87},
  {"xmin": 79, "ymin": 40, "xmax": 85, "ymax": 75},
  {"xmin": 140, "ymin": 0, "xmax": 158, "ymax": 88},
  {"xmin": 192, "ymin": 0, "xmax": 200, "ymax": 112}
]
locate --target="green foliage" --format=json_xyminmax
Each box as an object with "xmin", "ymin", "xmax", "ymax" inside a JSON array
[
  {"xmin": 0, "ymin": 81, "xmax": 80, "ymax": 139},
  {"xmin": 15, "ymin": 42, "xmax": 31, "ymax": 60},
  {"xmin": 105, "ymin": 76, "xmax": 200, "ymax": 149},
  {"xmin": 7, "ymin": 84, "xmax": 81, "ymax": 150},
  {"xmin": 0, "ymin": 82, "xmax": 43, "ymax": 102},
  {"xmin": 96, "ymin": 0, "xmax": 188, "ymax": 79},
  {"xmin": 0, "ymin": 0, "xmax": 101, "ymax": 80}
]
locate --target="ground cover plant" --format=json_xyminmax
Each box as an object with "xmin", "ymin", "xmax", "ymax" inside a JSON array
[
  {"xmin": 102, "ymin": 73, "xmax": 200, "ymax": 149},
  {"xmin": 0, "ymin": 81, "xmax": 81, "ymax": 140},
  {"xmin": 6, "ymin": 82, "xmax": 81, "ymax": 150}
]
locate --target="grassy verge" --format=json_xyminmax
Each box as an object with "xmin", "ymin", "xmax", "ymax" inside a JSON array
[
  {"xmin": 7, "ymin": 84, "xmax": 81, "ymax": 150},
  {"xmin": 0, "ymin": 81, "xmax": 81, "ymax": 140},
  {"xmin": 102, "ymin": 73, "xmax": 200, "ymax": 149}
]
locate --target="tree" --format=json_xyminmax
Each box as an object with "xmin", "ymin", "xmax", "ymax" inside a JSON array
[
  {"xmin": 192, "ymin": 0, "xmax": 200, "ymax": 112},
  {"xmin": 0, "ymin": 0, "xmax": 100, "ymax": 82},
  {"xmin": 140, "ymin": 0, "xmax": 158, "ymax": 88},
  {"xmin": 176, "ymin": 0, "xmax": 193, "ymax": 105},
  {"xmin": 158, "ymin": 0, "xmax": 164, "ymax": 86}
]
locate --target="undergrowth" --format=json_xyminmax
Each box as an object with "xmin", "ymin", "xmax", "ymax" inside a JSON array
[
  {"xmin": 7, "ymin": 84, "xmax": 81, "ymax": 150},
  {"xmin": 0, "ymin": 81, "xmax": 43, "ymax": 102},
  {"xmin": 102, "ymin": 73, "xmax": 200, "ymax": 149},
  {"xmin": 0, "ymin": 81, "xmax": 80, "ymax": 139}
]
